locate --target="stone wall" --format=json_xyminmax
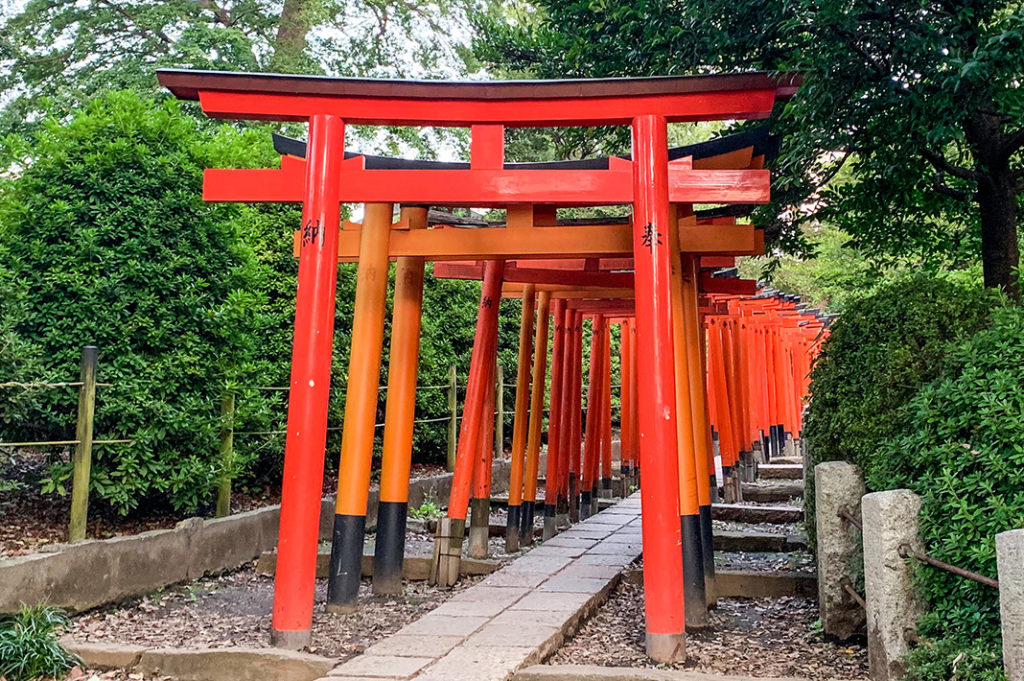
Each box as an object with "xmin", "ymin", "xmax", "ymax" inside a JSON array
[{"xmin": 0, "ymin": 461, "xmax": 510, "ymax": 613}]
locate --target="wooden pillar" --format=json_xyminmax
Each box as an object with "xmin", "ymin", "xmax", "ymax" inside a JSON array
[
  {"xmin": 521, "ymin": 291, "xmax": 551, "ymax": 546},
  {"xmin": 372, "ymin": 206, "xmax": 427, "ymax": 595},
  {"xmin": 506, "ymin": 284, "xmax": 537, "ymax": 552},
  {"xmin": 327, "ymin": 202, "xmax": 394, "ymax": 613},
  {"xmin": 543, "ymin": 299, "xmax": 567, "ymax": 540},
  {"xmin": 431, "ymin": 259, "xmax": 504, "ymax": 586},
  {"xmin": 631, "ymin": 113, "xmax": 686, "ymax": 663},
  {"xmin": 271, "ymin": 114, "xmax": 344, "ymax": 649}
]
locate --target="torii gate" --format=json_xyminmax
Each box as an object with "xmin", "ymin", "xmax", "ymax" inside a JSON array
[{"xmin": 159, "ymin": 68, "xmax": 798, "ymax": 662}]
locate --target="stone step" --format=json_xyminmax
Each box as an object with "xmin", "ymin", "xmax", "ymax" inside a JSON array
[
  {"xmin": 624, "ymin": 567, "xmax": 818, "ymax": 600},
  {"xmin": 757, "ymin": 463, "xmax": 804, "ymax": 480},
  {"xmin": 771, "ymin": 456, "xmax": 803, "ymax": 465},
  {"xmin": 714, "ymin": 530, "xmax": 807, "ymax": 553},
  {"xmin": 741, "ymin": 480, "xmax": 804, "ymax": 504},
  {"xmin": 711, "ymin": 503, "xmax": 803, "ymax": 524}
]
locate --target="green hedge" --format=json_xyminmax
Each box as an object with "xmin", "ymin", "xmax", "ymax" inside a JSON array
[
  {"xmin": 883, "ymin": 306, "xmax": 1024, "ymax": 680},
  {"xmin": 804, "ymin": 275, "xmax": 1021, "ymax": 679},
  {"xmin": 803, "ymin": 275, "xmax": 996, "ymax": 546}
]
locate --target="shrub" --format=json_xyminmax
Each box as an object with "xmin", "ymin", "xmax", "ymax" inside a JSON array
[
  {"xmin": 0, "ymin": 91, "xmax": 282, "ymax": 514},
  {"xmin": 802, "ymin": 274, "xmax": 996, "ymax": 545},
  {"xmin": 875, "ymin": 305, "xmax": 1024, "ymax": 680},
  {"xmin": 0, "ymin": 605, "xmax": 80, "ymax": 681}
]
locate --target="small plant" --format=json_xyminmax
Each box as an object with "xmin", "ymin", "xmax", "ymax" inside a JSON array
[
  {"xmin": 409, "ymin": 493, "xmax": 444, "ymax": 520},
  {"xmin": 0, "ymin": 605, "xmax": 81, "ymax": 681}
]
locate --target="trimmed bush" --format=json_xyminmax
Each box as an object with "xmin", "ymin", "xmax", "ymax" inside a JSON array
[
  {"xmin": 803, "ymin": 275, "xmax": 996, "ymax": 545},
  {"xmin": 881, "ymin": 306, "xmax": 1024, "ymax": 680}
]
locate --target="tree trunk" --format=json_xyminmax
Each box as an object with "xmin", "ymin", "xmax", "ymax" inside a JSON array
[
  {"xmin": 271, "ymin": 0, "xmax": 310, "ymax": 73},
  {"xmin": 965, "ymin": 112, "xmax": 1021, "ymax": 302}
]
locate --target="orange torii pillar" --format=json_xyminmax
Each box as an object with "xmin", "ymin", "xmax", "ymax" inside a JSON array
[
  {"xmin": 555, "ymin": 302, "xmax": 576, "ymax": 528},
  {"xmin": 568, "ymin": 309, "xmax": 584, "ymax": 523},
  {"xmin": 599, "ymin": 321, "xmax": 614, "ymax": 501},
  {"xmin": 681, "ymin": 255, "xmax": 716, "ymax": 603},
  {"xmin": 543, "ymin": 299, "xmax": 568, "ymax": 540},
  {"xmin": 270, "ymin": 115, "xmax": 344, "ymax": 648},
  {"xmin": 521, "ymin": 291, "xmax": 551, "ymax": 546},
  {"xmin": 619, "ymin": 320, "xmax": 634, "ymax": 490},
  {"xmin": 327, "ymin": 202, "xmax": 394, "ymax": 613},
  {"xmin": 581, "ymin": 314, "xmax": 606, "ymax": 520},
  {"xmin": 373, "ymin": 206, "xmax": 428, "ymax": 595},
  {"xmin": 506, "ymin": 284, "xmax": 537, "ymax": 552},
  {"xmin": 668, "ymin": 217, "xmax": 707, "ymax": 630},
  {"xmin": 469, "ymin": 346, "xmax": 497, "ymax": 558},
  {"xmin": 431, "ymin": 259, "xmax": 504, "ymax": 586},
  {"xmin": 632, "ymin": 114, "xmax": 686, "ymax": 662}
]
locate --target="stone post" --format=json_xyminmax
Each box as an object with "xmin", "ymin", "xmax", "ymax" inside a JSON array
[
  {"xmin": 862, "ymin": 489, "xmax": 925, "ymax": 681},
  {"xmin": 814, "ymin": 462, "xmax": 866, "ymax": 640},
  {"xmin": 997, "ymin": 528, "xmax": 1024, "ymax": 681}
]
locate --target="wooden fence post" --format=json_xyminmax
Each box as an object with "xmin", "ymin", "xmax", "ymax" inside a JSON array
[
  {"xmin": 69, "ymin": 345, "xmax": 97, "ymax": 542},
  {"xmin": 494, "ymin": 362, "xmax": 504, "ymax": 459},
  {"xmin": 216, "ymin": 392, "xmax": 235, "ymax": 517},
  {"xmin": 447, "ymin": 364, "xmax": 457, "ymax": 472}
]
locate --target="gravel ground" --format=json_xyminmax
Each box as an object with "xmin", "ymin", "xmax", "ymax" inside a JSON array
[
  {"xmin": 713, "ymin": 519, "xmax": 802, "ymax": 536},
  {"xmin": 549, "ymin": 581, "xmax": 868, "ymax": 680},
  {"xmin": 70, "ymin": 565, "xmax": 482, "ymax": 660},
  {"xmin": 70, "ymin": 667, "xmax": 174, "ymax": 681},
  {"xmin": 716, "ymin": 550, "xmax": 816, "ymax": 574}
]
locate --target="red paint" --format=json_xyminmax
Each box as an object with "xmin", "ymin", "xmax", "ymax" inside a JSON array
[
  {"xmin": 272, "ymin": 115, "xmax": 344, "ymax": 637},
  {"xmin": 631, "ymin": 113, "xmax": 686, "ymax": 638}
]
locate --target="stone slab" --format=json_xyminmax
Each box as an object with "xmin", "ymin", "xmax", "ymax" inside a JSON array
[
  {"xmin": 713, "ymin": 569, "xmax": 818, "ymax": 599},
  {"xmin": 758, "ymin": 464, "xmax": 804, "ymax": 480},
  {"xmin": 514, "ymin": 665, "xmax": 808, "ymax": 681},
  {"xmin": 398, "ymin": 614, "xmax": 491, "ymax": 637},
  {"xmin": 331, "ymin": 655, "xmax": 434, "ymax": 679},
  {"xmin": 362, "ymin": 635, "xmax": 464, "ymax": 660},
  {"xmin": 711, "ymin": 504, "xmax": 802, "ymax": 524},
  {"xmin": 136, "ymin": 647, "xmax": 334, "ymax": 681},
  {"xmin": 739, "ymin": 480, "xmax": 805, "ymax": 504},
  {"xmin": 414, "ymin": 646, "xmax": 537, "ymax": 681}
]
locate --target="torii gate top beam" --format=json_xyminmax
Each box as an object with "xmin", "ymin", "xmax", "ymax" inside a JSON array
[{"xmin": 157, "ymin": 69, "xmax": 799, "ymax": 127}]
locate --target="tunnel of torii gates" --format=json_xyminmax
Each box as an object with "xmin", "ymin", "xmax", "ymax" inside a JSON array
[{"xmin": 158, "ymin": 67, "xmax": 821, "ymax": 663}]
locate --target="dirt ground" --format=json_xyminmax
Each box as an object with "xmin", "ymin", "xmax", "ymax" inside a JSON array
[
  {"xmin": 548, "ymin": 580, "xmax": 869, "ymax": 680},
  {"xmin": 0, "ymin": 450, "xmax": 445, "ymax": 558},
  {"xmin": 69, "ymin": 565, "xmax": 482, "ymax": 660}
]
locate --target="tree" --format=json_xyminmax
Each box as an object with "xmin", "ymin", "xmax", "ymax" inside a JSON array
[
  {"xmin": 0, "ymin": 0, "xmax": 479, "ymax": 139},
  {"xmin": 472, "ymin": 1, "xmax": 1024, "ymax": 299}
]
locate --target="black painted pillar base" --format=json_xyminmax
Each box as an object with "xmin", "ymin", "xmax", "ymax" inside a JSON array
[
  {"xmin": 599, "ymin": 476, "xmax": 613, "ymax": 499},
  {"xmin": 372, "ymin": 501, "xmax": 407, "ymax": 595},
  {"xmin": 505, "ymin": 504, "xmax": 521, "ymax": 552},
  {"xmin": 326, "ymin": 513, "xmax": 366, "ymax": 613},
  {"xmin": 590, "ymin": 485, "xmax": 599, "ymax": 515},
  {"xmin": 467, "ymin": 497, "xmax": 490, "ymax": 559},
  {"xmin": 580, "ymin": 490, "xmax": 593, "ymax": 520},
  {"xmin": 542, "ymin": 503, "xmax": 557, "ymax": 540},
  {"xmin": 555, "ymin": 495, "xmax": 570, "ymax": 529},
  {"xmin": 681, "ymin": 513, "xmax": 708, "ymax": 630},
  {"xmin": 699, "ymin": 503, "xmax": 716, "ymax": 606},
  {"xmin": 519, "ymin": 500, "xmax": 536, "ymax": 546},
  {"xmin": 568, "ymin": 477, "xmax": 580, "ymax": 523}
]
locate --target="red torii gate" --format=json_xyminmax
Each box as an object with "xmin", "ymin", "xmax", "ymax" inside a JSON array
[{"xmin": 159, "ymin": 68, "xmax": 798, "ymax": 662}]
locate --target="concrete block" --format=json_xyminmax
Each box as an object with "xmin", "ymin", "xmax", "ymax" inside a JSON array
[
  {"xmin": 29, "ymin": 540, "xmax": 115, "ymax": 611},
  {"xmin": 862, "ymin": 489, "xmax": 925, "ymax": 681},
  {"xmin": 63, "ymin": 640, "xmax": 145, "ymax": 669},
  {"xmin": 758, "ymin": 464, "xmax": 803, "ymax": 480},
  {"xmin": 997, "ymin": 529, "xmax": 1024, "ymax": 681},
  {"xmin": 711, "ymin": 570, "xmax": 817, "ymax": 599},
  {"xmin": 137, "ymin": 647, "xmax": 334, "ymax": 681},
  {"xmin": 190, "ymin": 512, "xmax": 263, "ymax": 578},
  {"xmin": 814, "ymin": 461, "xmax": 866, "ymax": 640},
  {"xmin": 740, "ymin": 480, "xmax": 804, "ymax": 504},
  {"xmin": 107, "ymin": 527, "xmax": 191, "ymax": 599},
  {"xmin": 396, "ymin": 614, "xmax": 490, "ymax": 637},
  {"xmin": 0, "ymin": 552, "xmax": 55, "ymax": 613},
  {"xmin": 413, "ymin": 645, "xmax": 536, "ymax": 681}
]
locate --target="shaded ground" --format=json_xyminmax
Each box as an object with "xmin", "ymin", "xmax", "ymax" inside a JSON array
[
  {"xmin": 548, "ymin": 580, "xmax": 868, "ymax": 680},
  {"xmin": 716, "ymin": 550, "xmax": 816, "ymax": 574},
  {"xmin": 70, "ymin": 564, "xmax": 482, "ymax": 660},
  {"xmin": 0, "ymin": 450, "xmax": 445, "ymax": 558},
  {"xmin": 713, "ymin": 519, "xmax": 801, "ymax": 537}
]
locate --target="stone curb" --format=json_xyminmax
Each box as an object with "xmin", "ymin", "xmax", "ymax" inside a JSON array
[
  {"xmin": 710, "ymin": 504, "xmax": 803, "ymax": 524},
  {"xmin": 513, "ymin": 664, "xmax": 809, "ymax": 681},
  {"xmin": 1, "ymin": 462, "xmax": 511, "ymax": 614},
  {"xmin": 64, "ymin": 641, "xmax": 335, "ymax": 681},
  {"xmin": 624, "ymin": 568, "xmax": 817, "ymax": 599}
]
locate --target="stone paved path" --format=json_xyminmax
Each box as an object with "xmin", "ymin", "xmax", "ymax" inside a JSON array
[{"xmin": 320, "ymin": 493, "xmax": 643, "ymax": 681}]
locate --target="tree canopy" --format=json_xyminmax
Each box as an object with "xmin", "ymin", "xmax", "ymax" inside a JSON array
[{"xmin": 473, "ymin": 1, "xmax": 1024, "ymax": 298}]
